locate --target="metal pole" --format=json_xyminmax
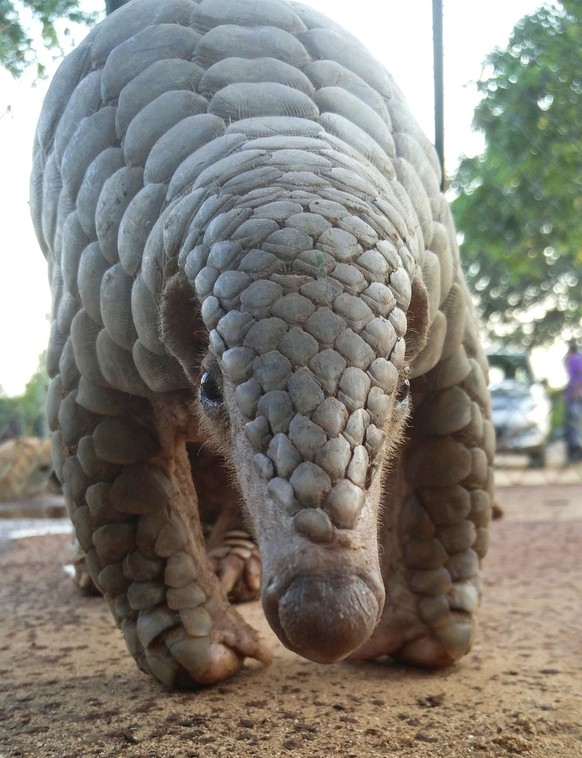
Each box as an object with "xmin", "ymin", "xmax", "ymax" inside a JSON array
[
  {"xmin": 105, "ymin": 0, "xmax": 129, "ymax": 14},
  {"xmin": 432, "ymin": 0, "xmax": 445, "ymax": 190}
]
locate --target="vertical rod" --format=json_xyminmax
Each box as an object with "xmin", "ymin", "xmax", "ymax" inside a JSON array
[
  {"xmin": 432, "ymin": 0, "xmax": 445, "ymax": 190},
  {"xmin": 105, "ymin": 0, "xmax": 128, "ymax": 14}
]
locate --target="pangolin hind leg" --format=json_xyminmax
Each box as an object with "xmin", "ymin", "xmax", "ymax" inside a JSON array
[{"xmin": 352, "ymin": 296, "xmax": 494, "ymax": 666}]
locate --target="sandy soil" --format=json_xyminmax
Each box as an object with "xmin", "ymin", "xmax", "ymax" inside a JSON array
[{"xmin": 1, "ymin": 482, "xmax": 582, "ymax": 758}]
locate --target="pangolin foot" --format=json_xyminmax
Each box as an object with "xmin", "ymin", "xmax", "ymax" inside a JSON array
[{"xmin": 207, "ymin": 530, "xmax": 261, "ymax": 602}]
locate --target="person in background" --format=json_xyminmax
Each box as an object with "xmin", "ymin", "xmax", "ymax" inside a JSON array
[{"xmin": 564, "ymin": 340, "xmax": 582, "ymax": 463}]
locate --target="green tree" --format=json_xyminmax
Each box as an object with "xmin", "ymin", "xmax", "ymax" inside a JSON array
[
  {"xmin": 0, "ymin": 357, "xmax": 49, "ymax": 440},
  {"xmin": 451, "ymin": 0, "xmax": 582, "ymax": 347},
  {"xmin": 1, "ymin": 0, "xmax": 105, "ymax": 78}
]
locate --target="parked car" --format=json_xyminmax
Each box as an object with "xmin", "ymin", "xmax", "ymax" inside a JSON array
[{"xmin": 487, "ymin": 350, "xmax": 551, "ymax": 468}]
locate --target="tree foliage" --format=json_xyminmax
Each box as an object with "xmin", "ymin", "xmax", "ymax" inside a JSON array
[
  {"xmin": 1, "ymin": 0, "xmax": 98, "ymax": 77},
  {"xmin": 451, "ymin": 0, "xmax": 582, "ymax": 347},
  {"xmin": 0, "ymin": 357, "xmax": 49, "ymax": 441}
]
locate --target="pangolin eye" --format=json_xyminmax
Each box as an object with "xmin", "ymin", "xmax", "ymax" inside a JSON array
[
  {"xmin": 199, "ymin": 371, "xmax": 223, "ymax": 406},
  {"xmin": 396, "ymin": 379, "xmax": 410, "ymax": 404}
]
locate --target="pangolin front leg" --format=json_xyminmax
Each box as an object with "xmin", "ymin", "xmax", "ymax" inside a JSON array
[{"xmin": 57, "ymin": 389, "xmax": 271, "ymax": 688}]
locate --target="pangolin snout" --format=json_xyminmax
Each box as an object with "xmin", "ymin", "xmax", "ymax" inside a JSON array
[{"xmin": 263, "ymin": 574, "xmax": 384, "ymax": 663}]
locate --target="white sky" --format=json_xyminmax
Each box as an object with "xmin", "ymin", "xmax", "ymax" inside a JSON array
[{"xmin": 0, "ymin": 0, "xmax": 555, "ymax": 396}]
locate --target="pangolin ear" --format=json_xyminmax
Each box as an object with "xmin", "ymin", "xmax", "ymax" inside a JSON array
[
  {"xmin": 160, "ymin": 271, "xmax": 206, "ymax": 380},
  {"xmin": 404, "ymin": 273, "xmax": 430, "ymax": 364}
]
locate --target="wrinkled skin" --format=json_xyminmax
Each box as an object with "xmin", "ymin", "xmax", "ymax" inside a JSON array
[{"xmin": 30, "ymin": 0, "xmax": 494, "ymax": 688}]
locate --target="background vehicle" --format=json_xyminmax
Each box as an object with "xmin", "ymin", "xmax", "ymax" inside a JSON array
[{"xmin": 487, "ymin": 350, "xmax": 551, "ymax": 468}]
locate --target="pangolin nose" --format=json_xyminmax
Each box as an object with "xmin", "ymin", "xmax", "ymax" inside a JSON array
[{"xmin": 263, "ymin": 574, "xmax": 383, "ymax": 663}]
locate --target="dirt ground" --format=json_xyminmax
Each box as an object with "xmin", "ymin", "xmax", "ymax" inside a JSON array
[{"xmin": 1, "ymin": 478, "xmax": 582, "ymax": 758}]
